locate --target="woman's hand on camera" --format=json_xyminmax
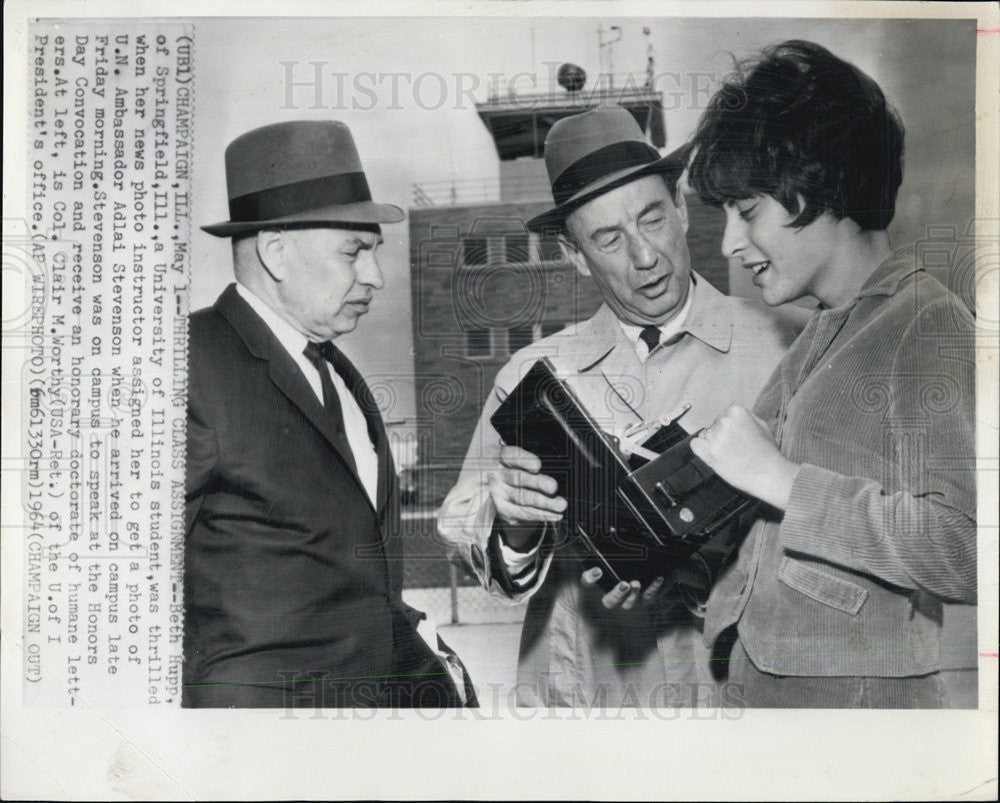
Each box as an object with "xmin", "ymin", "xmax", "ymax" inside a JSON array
[{"xmin": 690, "ymin": 404, "xmax": 800, "ymax": 511}]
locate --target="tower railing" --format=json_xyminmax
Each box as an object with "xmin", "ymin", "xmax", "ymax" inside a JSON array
[
  {"xmin": 482, "ymin": 74, "xmax": 660, "ymax": 107},
  {"xmin": 411, "ymin": 176, "xmax": 552, "ymax": 208}
]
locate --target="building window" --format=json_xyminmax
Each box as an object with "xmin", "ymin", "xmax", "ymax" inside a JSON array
[
  {"xmin": 465, "ymin": 329, "xmax": 492, "ymax": 357},
  {"xmin": 541, "ymin": 320, "xmax": 566, "ymax": 338},
  {"xmin": 538, "ymin": 236, "xmax": 564, "ymax": 264},
  {"xmin": 503, "ymin": 234, "xmax": 530, "ymax": 264},
  {"xmin": 461, "ymin": 237, "xmax": 489, "ymax": 266},
  {"xmin": 507, "ymin": 326, "xmax": 535, "ymax": 354}
]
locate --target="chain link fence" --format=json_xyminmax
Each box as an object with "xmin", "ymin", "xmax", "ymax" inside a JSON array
[{"xmin": 398, "ymin": 508, "xmax": 527, "ymax": 626}]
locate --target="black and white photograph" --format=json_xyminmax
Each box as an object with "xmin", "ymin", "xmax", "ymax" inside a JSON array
[{"xmin": 2, "ymin": 2, "xmax": 997, "ymax": 800}]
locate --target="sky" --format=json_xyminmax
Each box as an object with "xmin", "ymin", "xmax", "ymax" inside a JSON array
[{"xmin": 189, "ymin": 15, "xmax": 975, "ymax": 439}]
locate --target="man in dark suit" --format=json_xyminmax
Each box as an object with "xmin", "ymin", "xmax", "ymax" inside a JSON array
[{"xmin": 184, "ymin": 120, "xmax": 473, "ymax": 708}]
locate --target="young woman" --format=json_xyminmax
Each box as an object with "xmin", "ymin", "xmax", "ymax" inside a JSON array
[{"xmin": 686, "ymin": 40, "xmax": 977, "ymax": 708}]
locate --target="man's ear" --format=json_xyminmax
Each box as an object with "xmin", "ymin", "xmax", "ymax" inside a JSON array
[
  {"xmin": 255, "ymin": 230, "xmax": 286, "ymax": 280},
  {"xmin": 673, "ymin": 184, "xmax": 689, "ymax": 234},
  {"xmin": 558, "ymin": 231, "xmax": 591, "ymax": 278}
]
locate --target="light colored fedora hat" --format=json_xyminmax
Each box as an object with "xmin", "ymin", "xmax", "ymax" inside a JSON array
[
  {"xmin": 527, "ymin": 105, "xmax": 685, "ymax": 233},
  {"xmin": 201, "ymin": 120, "xmax": 404, "ymax": 237}
]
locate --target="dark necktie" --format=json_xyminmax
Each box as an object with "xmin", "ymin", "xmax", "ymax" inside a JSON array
[
  {"xmin": 303, "ymin": 340, "xmax": 347, "ymax": 435},
  {"xmin": 639, "ymin": 325, "xmax": 661, "ymax": 355}
]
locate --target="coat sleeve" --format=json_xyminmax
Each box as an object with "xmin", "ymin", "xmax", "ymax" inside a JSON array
[
  {"xmin": 437, "ymin": 362, "xmax": 555, "ymax": 604},
  {"xmin": 779, "ymin": 297, "xmax": 977, "ymax": 603}
]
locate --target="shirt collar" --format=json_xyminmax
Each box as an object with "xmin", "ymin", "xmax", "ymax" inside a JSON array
[
  {"xmin": 235, "ymin": 282, "xmax": 313, "ymax": 360},
  {"xmin": 617, "ymin": 275, "xmax": 697, "ymax": 360},
  {"xmin": 574, "ymin": 272, "xmax": 734, "ymax": 371}
]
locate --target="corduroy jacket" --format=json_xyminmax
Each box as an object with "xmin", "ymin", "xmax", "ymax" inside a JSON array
[{"xmin": 705, "ymin": 247, "xmax": 977, "ymax": 677}]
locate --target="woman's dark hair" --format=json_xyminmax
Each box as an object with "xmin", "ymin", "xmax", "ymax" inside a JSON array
[{"xmin": 687, "ymin": 40, "xmax": 904, "ymax": 231}]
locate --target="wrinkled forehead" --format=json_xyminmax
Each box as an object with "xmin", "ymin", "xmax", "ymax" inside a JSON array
[{"xmin": 565, "ymin": 173, "xmax": 677, "ymax": 237}]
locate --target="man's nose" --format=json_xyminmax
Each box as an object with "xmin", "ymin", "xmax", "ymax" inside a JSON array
[
  {"xmin": 721, "ymin": 208, "xmax": 746, "ymax": 260},
  {"xmin": 627, "ymin": 233, "xmax": 658, "ymax": 270},
  {"xmin": 358, "ymin": 251, "xmax": 385, "ymax": 290}
]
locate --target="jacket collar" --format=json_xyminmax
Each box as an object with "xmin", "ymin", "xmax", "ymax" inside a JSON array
[
  {"xmin": 855, "ymin": 244, "xmax": 922, "ymax": 301},
  {"xmin": 213, "ymin": 284, "xmax": 381, "ymax": 513},
  {"xmin": 214, "ymin": 282, "xmax": 282, "ymax": 361},
  {"xmin": 573, "ymin": 272, "xmax": 734, "ymax": 373}
]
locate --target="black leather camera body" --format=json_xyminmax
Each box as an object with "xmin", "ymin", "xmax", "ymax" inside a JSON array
[{"xmin": 490, "ymin": 358, "xmax": 755, "ymax": 602}]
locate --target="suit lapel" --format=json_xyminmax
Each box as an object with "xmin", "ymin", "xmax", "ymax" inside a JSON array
[{"xmin": 214, "ymin": 285, "xmax": 371, "ymax": 505}]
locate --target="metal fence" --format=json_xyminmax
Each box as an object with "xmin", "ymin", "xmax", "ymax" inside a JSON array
[{"xmin": 399, "ymin": 508, "xmax": 527, "ymax": 626}]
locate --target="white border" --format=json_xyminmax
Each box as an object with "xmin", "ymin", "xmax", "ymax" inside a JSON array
[{"xmin": 3, "ymin": 2, "xmax": 997, "ymax": 800}]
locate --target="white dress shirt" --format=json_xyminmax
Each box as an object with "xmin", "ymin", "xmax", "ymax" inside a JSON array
[{"xmin": 235, "ymin": 283, "xmax": 380, "ymax": 506}]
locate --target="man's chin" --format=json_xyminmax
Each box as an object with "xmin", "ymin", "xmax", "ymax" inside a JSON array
[
  {"xmin": 632, "ymin": 299, "xmax": 684, "ymax": 326},
  {"xmin": 329, "ymin": 308, "xmax": 367, "ymax": 335}
]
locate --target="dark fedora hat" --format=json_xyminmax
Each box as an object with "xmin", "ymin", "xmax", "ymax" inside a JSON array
[
  {"xmin": 527, "ymin": 105, "xmax": 685, "ymax": 233},
  {"xmin": 201, "ymin": 120, "xmax": 404, "ymax": 237}
]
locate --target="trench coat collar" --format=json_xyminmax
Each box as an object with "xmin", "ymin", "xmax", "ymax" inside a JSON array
[{"xmin": 572, "ymin": 272, "xmax": 735, "ymax": 373}]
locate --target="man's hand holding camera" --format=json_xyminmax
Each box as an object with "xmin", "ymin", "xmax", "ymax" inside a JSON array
[
  {"xmin": 489, "ymin": 444, "xmax": 664, "ymax": 609},
  {"xmin": 489, "ymin": 445, "xmax": 566, "ymax": 549}
]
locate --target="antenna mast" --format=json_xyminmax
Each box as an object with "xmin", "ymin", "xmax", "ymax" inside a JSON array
[
  {"xmin": 644, "ymin": 26, "xmax": 654, "ymax": 87},
  {"xmin": 597, "ymin": 24, "xmax": 623, "ymax": 90}
]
